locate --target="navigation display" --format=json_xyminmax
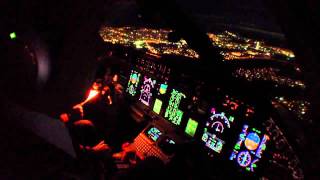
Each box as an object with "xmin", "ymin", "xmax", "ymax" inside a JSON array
[{"xmin": 229, "ymin": 124, "xmax": 269, "ymax": 172}]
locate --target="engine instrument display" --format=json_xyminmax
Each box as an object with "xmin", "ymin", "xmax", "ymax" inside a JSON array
[{"xmin": 202, "ymin": 107, "xmax": 235, "ymax": 154}]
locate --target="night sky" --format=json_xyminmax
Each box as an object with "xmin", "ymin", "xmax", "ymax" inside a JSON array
[{"xmin": 104, "ymin": 0, "xmax": 283, "ymax": 35}]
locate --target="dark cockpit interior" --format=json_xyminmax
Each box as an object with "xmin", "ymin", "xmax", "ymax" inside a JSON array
[{"xmin": 1, "ymin": 0, "xmax": 320, "ymax": 179}]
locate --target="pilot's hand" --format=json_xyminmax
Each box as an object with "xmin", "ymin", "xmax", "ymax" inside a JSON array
[
  {"xmin": 112, "ymin": 142, "xmax": 144, "ymax": 164},
  {"xmin": 73, "ymin": 103, "xmax": 82, "ymax": 110},
  {"xmin": 72, "ymin": 104, "xmax": 84, "ymax": 118},
  {"xmin": 112, "ymin": 142, "xmax": 135, "ymax": 161},
  {"xmin": 122, "ymin": 142, "xmax": 135, "ymax": 153},
  {"xmin": 122, "ymin": 142, "xmax": 145, "ymax": 160},
  {"xmin": 91, "ymin": 140, "xmax": 111, "ymax": 153},
  {"xmin": 115, "ymin": 84, "xmax": 124, "ymax": 94}
]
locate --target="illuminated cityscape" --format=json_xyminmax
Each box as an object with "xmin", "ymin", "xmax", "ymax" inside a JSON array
[
  {"xmin": 273, "ymin": 96, "xmax": 311, "ymax": 122},
  {"xmin": 263, "ymin": 118, "xmax": 304, "ymax": 179},
  {"xmin": 99, "ymin": 26, "xmax": 199, "ymax": 59},
  {"xmin": 233, "ymin": 67, "xmax": 305, "ymax": 89},
  {"xmin": 99, "ymin": 26, "xmax": 295, "ymax": 61},
  {"xmin": 209, "ymin": 31, "xmax": 295, "ymax": 61}
]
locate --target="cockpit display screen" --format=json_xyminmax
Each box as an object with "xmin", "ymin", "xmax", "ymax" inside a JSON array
[
  {"xmin": 139, "ymin": 76, "xmax": 156, "ymax": 106},
  {"xmin": 185, "ymin": 118, "xmax": 198, "ymax": 137},
  {"xmin": 164, "ymin": 89, "xmax": 186, "ymax": 126},
  {"xmin": 229, "ymin": 124, "xmax": 269, "ymax": 172},
  {"xmin": 126, "ymin": 70, "xmax": 141, "ymax": 97},
  {"xmin": 145, "ymin": 126, "xmax": 162, "ymax": 142},
  {"xmin": 202, "ymin": 107, "xmax": 235, "ymax": 154}
]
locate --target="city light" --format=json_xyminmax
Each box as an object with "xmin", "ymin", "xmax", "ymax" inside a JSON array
[
  {"xmin": 99, "ymin": 26, "xmax": 199, "ymax": 59},
  {"xmin": 100, "ymin": 27, "xmax": 295, "ymax": 61},
  {"xmin": 10, "ymin": 32, "xmax": 17, "ymax": 40},
  {"xmin": 233, "ymin": 67, "xmax": 305, "ymax": 89},
  {"xmin": 134, "ymin": 40, "xmax": 145, "ymax": 49},
  {"xmin": 101, "ymin": 26, "xmax": 303, "ymax": 89},
  {"xmin": 273, "ymin": 96, "xmax": 311, "ymax": 122}
]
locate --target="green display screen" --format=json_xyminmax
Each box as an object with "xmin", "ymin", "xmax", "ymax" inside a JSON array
[
  {"xmin": 164, "ymin": 89, "xmax": 186, "ymax": 125},
  {"xmin": 10, "ymin": 32, "xmax": 17, "ymax": 40},
  {"xmin": 185, "ymin": 118, "xmax": 198, "ymax": 137},
  {"xmin": 153, "ymin": 99, "xmax": 162, "ymax": 114}
]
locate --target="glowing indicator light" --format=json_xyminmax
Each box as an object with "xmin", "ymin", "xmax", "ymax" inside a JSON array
[
  {"xmin": 237, "ymin": 151, "xmax": 252, "ymax": 167},
  {"xmin": 255, "ymin": 135, "xmax": 269, "ymax": 158},
  {"xmin": 202, "ymin": 133, "xmax": 208, "ymax": 142},
  {"xmin": 211, "ymin": 139, "xmax": 223, "ymax": 153},
  {"xmin": 159, "ymin": 84, "xmax": 168, "ymax": 94},
  {"xmin": 131, "ymin": 74, "xmax": 138, "ymax": 84},
  {"xmin": 229, "ymin": 116, "xmax": 235, "ymax": 122},
  {"xmin": 234, "ymin": 144, "xmax": 241, "ymax": 150},
  {"xmin": 250, "ymin": 159, "xmax": 259, "ymax": 172},
  {"xmin": 230, "ymin": 102, "xmax": 239, "ymax": 110},
  {"xmin": 252, "ymin": 128, "xmax": 261, "ymax": 134},
  {"xmin": 246, "ymin": 108, "xmax": 255, "ymax": 117},
  {"xmin": 230, "ymin": 150, "xmax": 238, "ymax": 160},
  {"xmin": 185, "ymin": 118, "xmax": 198, "ymax": 137},
  {"xmin": 10, "ymin": 32, "xmax": 17, "ymax": 40},
  {"xmin": 153, "ymin": 99, "xmax": 162, "ymax": 114},
  {"xmin": 223, "ymin": 96, "xmax": 239, "ymax": 110}
]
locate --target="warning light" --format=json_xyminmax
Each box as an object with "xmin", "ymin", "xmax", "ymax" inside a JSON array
[{"xmin": 10, "ymin": 32, "xmax": 17, "ymax": 40}]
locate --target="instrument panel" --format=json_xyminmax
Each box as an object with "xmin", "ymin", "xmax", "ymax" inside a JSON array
[
  {"xmin": 107, "ymin": 51, "xmax": 303, "ymax": 179},
  {"xmin": 122, "ymin": 53, "xmax": 273, "ymax": 175}
]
